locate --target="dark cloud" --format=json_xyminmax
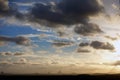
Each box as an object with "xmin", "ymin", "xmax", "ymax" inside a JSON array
[
  {"xmin": 0, "ymin": 0, "xmax": 104, "ymax": 37},
  {"xmin": 90, "ymin": 41, "xmax": 115, "ymax": 50},
  {"xmin": 0, "ymin": 0, "xmax": 25, "ymax": 19},
  {"xmin": 30, "ymin": 0, "xmax": 104, "ymax": 25},
  {"xmin": 104, "ymin": 35, "xmax": 117, "ymax": 41},
  {"xmin": 0, "ymin": 0, "xmax": 9, "ymax": 15},
  {"xmin": 52, "ymin": 40, "xmax": 74, "ymax": 48},
  {"xmin": 79, "ymin": 43, "xmax": 89, "ymax": 47},
  {"xmin": 0, "ymin": 36, "xmax": 30, "ymax": 46},
  {"xmin": 77, "ymin": 48, "xmax": 90, "ymax": 53},
  {"xmin": 79, "ymin": 41, "xmax": 115, "ymax": 51},
  {"xmin": 74, "ymin": 23, "xmax": 103, "ymax": 36},
  {"xmin": 0, "ymin": 0, "xmax": 13, "ymax": 17}
]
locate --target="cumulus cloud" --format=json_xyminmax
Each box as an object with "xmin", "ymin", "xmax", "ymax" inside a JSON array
[
  {"xmin": 0, "ymin": 0, "xmax": 105, "ymax": 37},
  {"xmin": 30, "ymin": 0, "xmax": 104, "ymax": 25},
  {"xmin": 74, "ymin": 23, "xmax": 103, "ymax": 36},
  {"xmin": 90, "ymin": 41, "xmax": 115, "ymax": 50},
  {"xmin": 0, "ymin": 36, "xmax": 30, "ymax": 46},
  {"xmin": 79, "ymin": 41, "xmax": 115, "ymax": 51}
]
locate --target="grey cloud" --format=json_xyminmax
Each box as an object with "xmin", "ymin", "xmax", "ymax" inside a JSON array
[
  {"xmin": 0, "ymin": 0, "xmax": 13, "ymax": 17},
  {"xmin": 0, "ymin": 36, "xmax": 30, "ymax": 46},
  {"xmin": 0, "ymin": 0, "xmax": 105, "ymax": 37},
  {"xmin": 29, "ymin": 0, "xmax": 104, "ymax": 36},
  {"xmin": 74, "ymin": 23, "xmax": 103, "ymax": 36},
  {"xmin": 79, "ymin": 43, "xmax": 89, "ymax": 47},
  {"xmin": 0, "ymin": 0, "xmax": 25, "ymax": 19},
  {"xmin": 79, "ymin": 41, "xmax": 115, "ymax": 51},
  {"xmin": 0, "ymin": 0, "xmax": 9, "ymax": 11},
  {"xmin": 30, "ymin": 0, "xmax": 104, "ymax": 25},
  {"xmin": 77, "ymin": 48, "xmax": 91, "ymax": 53},
  {"xmin": 90, "ymin": 41, "xmax": 115, "ymax": 50},
  {"xmin": 0, "ymin": 0, "xmax": 9, "ymax": 15},
  {"xmin": 52, "ymin": 40, "xmax": 74, "ymax": 48}
]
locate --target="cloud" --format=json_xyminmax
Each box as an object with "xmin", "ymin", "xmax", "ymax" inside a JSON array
[
  {"xmin": 90, "ymin": 41, "xmax": 115, "ymax": 50},
  {"xmin": 14, "ymin": 52, "xmax": 24, "ymax": 56},
  {"xmin": 112, "ymin": 3, "xmax": 119, "ymax": 10},
  {"xmin": 13, "ymin": 58, "xmax": 28, "ymax": 64},
  {"xmin": 104, "ymin": 35, "xmax": 117, "ymax": 41},
  {"xmin": 0, "ymin": 0, "xmax": 9, "ymax": 15},
  {"xmin": 104, "ymin": 61, "xmax": 120, "ymax": 66},
  {"xmin": 79, "ymin": 41, "xmax": 115, "ymax": 51},
  {"xmin": 0, "ymin": 0, "xmax": 25, "ymax": 20},
  {"xmin": 0, "ymin": 36, "xmax": 30, "ymax": 46},
  {"xmin": 52, "ymin": 40, "xmax": 74, "ymax": 48},
  {"xmin": 79, "ymin": 43, "xmax": 89, "ymax": 47},
  {"xmin": 0, "ymin": 0, "xmax": 105, "ymax": 37},
  {"xmin": 30, "ymin": 0, "xmax": 104, "ymax": 25},
  {"xmin": 77, "ymin": 48, "xmax": 91, "ymax": 53},
  {"xmin": 0, "ymin": 41, "xmax": 5, "ymax": 46},
  {"xmin": 0, "ymin": 0, "xmax": 14, "ymax": 17},
  {"xmin": 74, "ymin": 23, "xmax": 103, "ymax": 36},
  {"xmin": 0, "ymin": 52, "xmax": 12, "ymax": 56},
  {"xmin": 0, "ymin": 60, "xmax": 11, "ymax": 64},
  {"xmin": 112, "ymin": 61, "xmax": 120, "ymax": 66}
]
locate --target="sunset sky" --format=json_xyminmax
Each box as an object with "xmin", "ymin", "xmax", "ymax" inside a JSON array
[{"xmin": 0, "ymin": 0, "xmax": 120, "ymax": 75}]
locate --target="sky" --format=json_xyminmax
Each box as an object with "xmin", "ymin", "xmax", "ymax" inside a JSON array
[{"xmin": 0, "ymin": 0, "xmax": 120, "ymax": 75}]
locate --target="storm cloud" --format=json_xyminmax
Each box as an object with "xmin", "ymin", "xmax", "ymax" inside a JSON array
[
  {"xmin": 0, "ymin": 0, "xmax": 104, "ymax": 37},
  {"xmin": 30, "ymin": 0, "xmax": 104, "ymax": 25},
  {"xmin": 0, "ymin": 36, "xmax": 30, "ymax": 46}
]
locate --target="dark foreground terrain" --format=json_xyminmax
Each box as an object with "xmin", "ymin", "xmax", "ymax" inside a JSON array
[{"xmin": 1, "ymin": 74, "xmax": 120, "ymax": 80}]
